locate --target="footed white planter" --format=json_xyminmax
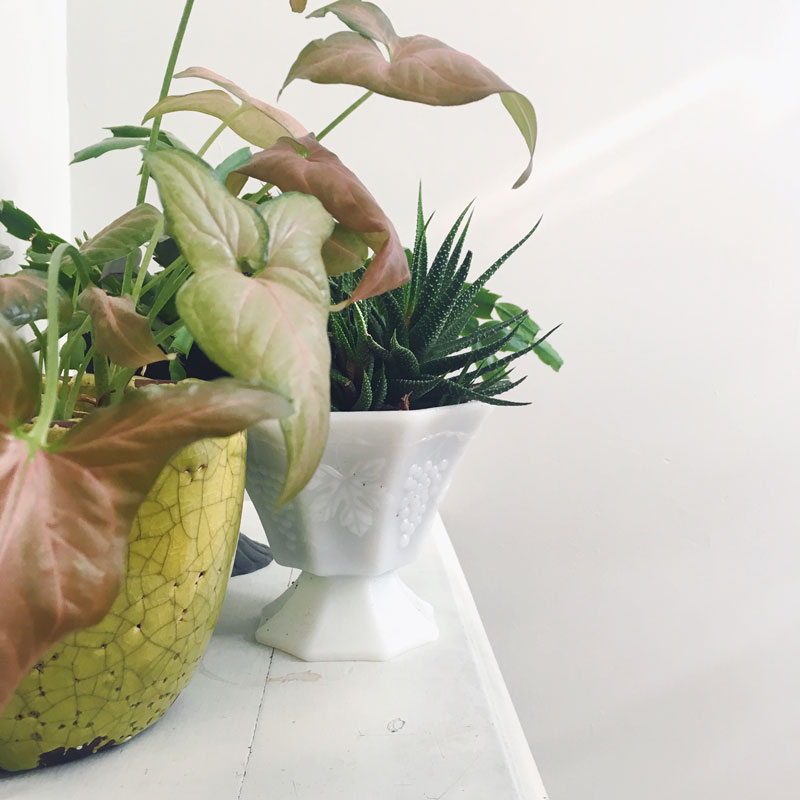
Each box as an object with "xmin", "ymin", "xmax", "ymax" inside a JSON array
[{"xmin": 246, "ymin": 402, "xmax": 489, "ymax": 661}]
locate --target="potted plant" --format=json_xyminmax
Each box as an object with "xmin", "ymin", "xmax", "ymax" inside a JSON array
[
  {"xmin": 245, "ymin": 195, "xmax": 562, "ymax": 661},
  {"xmin": 0, "ymin": 0, "xmax": 352, "ymax": 770},
  {"xmin": 0, "ymin": 0, "xmax": 552, "ymax": 768}
]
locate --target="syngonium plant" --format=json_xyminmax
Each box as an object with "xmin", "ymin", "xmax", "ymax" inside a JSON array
[
  {"xmin": 0, "ymin": 184, "xmax": 340, "ymax": 715},
  {"xmin": 60, "ymin": 0, "xmax": 542, "ymax": 481},
  {"xmin": 0, "ymin": 0, "xmax": 544, "ymax": 715}
]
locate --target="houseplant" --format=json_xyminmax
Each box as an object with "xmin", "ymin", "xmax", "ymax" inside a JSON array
[
  {"xmin": 245, "ymin": 196, "xmax": 562, "ymax": 660},
  {"xmin": 0, "ymin": 0, "xmax": 551, "ymax": 766},
  {"xmin": 0, "ymin": 175, "xmax": 332, "ymax": 768}
]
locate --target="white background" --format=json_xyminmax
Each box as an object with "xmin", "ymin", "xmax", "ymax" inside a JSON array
[{"xmin": 4, "ymin": 2, "xmax": 800, "ymax": 798}]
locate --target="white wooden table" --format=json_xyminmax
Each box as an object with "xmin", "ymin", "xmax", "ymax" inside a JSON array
[{"xmin": 2, "ymin": 511, "xmax": 548, "ymax": 799}]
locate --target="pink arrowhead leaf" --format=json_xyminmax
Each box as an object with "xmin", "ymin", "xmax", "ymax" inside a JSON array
[
  {"xmin": 307, "ymin": 0, "xmax": 398, "ymax": 47},
  {"xmin": 145, "ymin": 150, "xmax": 334, "ymax": 503},
  {"xmin": 284, "ymin": 0, "xmax": 537, "ymax": 187},
  {"xmin": 0, "ymin": 316, "xmax": 40, "ymax": 430},
  {"xmin": 0, "ymin": 270, "xmax": 72, "ymax": 327},
  {"xmin": 143, "ymin": 68, "xmax": 307, "ymax": 151},
  {"xmin": 176, "ymin": 192, "xmax": 334, "ymax": 505},
  {"xmin": 239, "ymin": 134, "xmax": 409, "ymax": 302},
  {"xmin": 79, "ymin": 203, "xmax": 163, "ymax": 266},
  {"xmin": 78, "ymin": 287, "xmax": 169, "ymax": 369},
  {"xmin": 0, "ymin": 357, "xmax": 292, "ymax": 716}
]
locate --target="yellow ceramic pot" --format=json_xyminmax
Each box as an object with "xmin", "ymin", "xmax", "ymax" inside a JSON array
[{"xmin": 0, "ymin": 432, "xmax": 246, "ymax": 771}]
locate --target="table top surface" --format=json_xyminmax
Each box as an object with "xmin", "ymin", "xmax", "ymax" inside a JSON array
[{"xmin": 2, "ymin": 511, "xmax": 548, "ymax": 800}]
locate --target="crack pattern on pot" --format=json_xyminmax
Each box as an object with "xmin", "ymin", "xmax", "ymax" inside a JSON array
[
  {"xmin": 398, "ymin": 458, "xmax": 449, "ymax": 548},
  {"xmin": 306, "ymin": 458, "xmax": 386, "ymax": 537}
]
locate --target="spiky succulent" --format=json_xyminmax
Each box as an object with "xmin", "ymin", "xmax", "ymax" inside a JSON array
[{"xmin": 328, "ymin": 197, "xmax": 562, "ymax": 411}]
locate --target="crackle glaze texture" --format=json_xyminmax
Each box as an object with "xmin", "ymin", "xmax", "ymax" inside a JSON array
[
  {"xmin": 0, "ymin": 433, "xmax": 246, "ymax": 772},
  {"xmin": 246, "ymin": 404, "xmax": 489, "ymax": 577}
]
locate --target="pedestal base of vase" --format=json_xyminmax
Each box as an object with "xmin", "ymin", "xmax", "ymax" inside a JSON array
[{"xmin": 255, "ymin": 571, "xmax": 439, "ymax": 661}]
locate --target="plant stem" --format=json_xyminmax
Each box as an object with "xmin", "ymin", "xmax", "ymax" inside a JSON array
[
  {"xmin": 132, "ymin": 215, "xmax": 165, "ymax": 305},
  {"xmin": 28, "ymin": 244, "xmax": 68, "ymax": 449},
  {"xmin": 54, "ymin": 315, "xmax": 93, "ymax": 417},
  {"xmin": 248, "ymin": 182, "xmax": 273, "ymax": 204},
  {"xmin": 135, "ymin": 0, "xmax": 196, "ymax": 206},
  {"xmin": 316, "ymin": 90, "xmax": 373, "ymax": 142},
  {"xmin": 197, "ymin": 107, "xmax": 246, "ymax": 157},
  {"xmin": 29, "ymin": 321, "xmax": 46, "ymax": 373},
  {"xmin": 149, "ymin": 261, "xmax": 191, "ymax": 322},
  {"xmin": 153, "ymin": 319, "xmax": 185, "ymax": 346},
  {"xmin": 92, "ymin": 347, "xmax": 111, "ymax": 406},
  {"xmin": 62, "ymin": 345, "xmax": 94, "ymax": 422},
  {"xmin": 140, "ymin": 254, "xmax": 185, "ymax": 297},
  {"xmin": 110, "ymin": 367, "xmax": 137, "ymax": 397}
]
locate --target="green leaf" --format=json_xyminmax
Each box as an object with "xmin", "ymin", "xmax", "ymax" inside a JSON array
[
  {"xmin": 285, "ymin": 1, "xmax": 536, "ymax": 186},
  {"xmin": 240, "ymin": 134, "xmax": 408, "ymax": 303},
  {"xmin": 0, "ymin": 200, "xmax": 41, "ymax": 241},
  {"xmin": 0, "ymin": 270, "xmax": 72, "ymax": 327},
  {"xmin": 151, "ymin": 157, "xmax": 334, "ymax": 503},
  {"xmin": 291, "ymin": 0, "xmax": 307, "ymax": 10},
  {"xmin": 389, "ymin": 332, "xmax": 420, "ymax": 376},
  {"xmin": 442, "ymin": 378, "xmax": 529, "ymax": 407},
  {"xmin": 71, "ymin": 137, "xmax": 148, "ymax": 164},
  {"xmin": 170, "ymin": 324, "xmax": 194, "ymax": 356},
  {"xmin": 79, "ymin": 203, "xmax": 163, "ymax": 266},
  {"xmin": 501, "ymin": 92, "xmax": 537, "ymax": 188},
  {"xmin": 0, "ymin": 315, "xmax": 40, "ymax": 429},
  {"xmin": 412, "ymin": 200, "xmax": 472, "ymax": 325},
  {"xmin": 439, "ymin": 221, "xmax": 540, "ymax": 344},
  {"xmin": 144, "ymin": 68, "xmax": 307, "ymax": 151},
  {"xmin": 371, "ymin": 360, "xmax": 387, "ymax": 409},
  {"xmin": 474, "ymin": 287, "xmax": 501, "ymax": 319},
  {"xmin": 168, "ymin": 359, "xmax": 187, "ymax": 381},
  {"xmin": 78, "ymin": 287, "xmax": 169, "ymax": 369},
  {"xmin": 496, "ymin": 301, "xmax": 563, "ymax": 371},
  {"xmin": 351, "ymin": 361, "xmax": 373, "ymax": 411},
  {"xmin": 321, "ymin": 223, "xmax": 369, "ymax": 276},
  {"xmin": 408, "ymin": 250, "xmax": 472, "ymax": 354},
  {"xmin": 0, "ymin": 377, "xmax": 292, "ymax": 716},
  {"xmin": 104, "ymin": 124, "xmax": 155, "ymax": 138},
  {"xmin": 214, "ymin": 147, "xmax": 253, "ymax": 181},
  {"xmin": 145, "ymin": 148, "xmax": 268, "ymax": 274},
  {"xmin": 308, "ymin": 1, "xmax": 398, "ymax": 48},
  {"xmin": 0, "ymin": 243, "xmax": 13, "ymax": 262}
]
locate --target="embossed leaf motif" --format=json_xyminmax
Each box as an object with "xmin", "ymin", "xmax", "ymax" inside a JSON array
[
  {"xmin": 146, "ymin": 150, "xmax": 333, "ymax": 504},
  {"xmin": 0, "ymin": 316, "xmax": 40, "ymax": 430},
  {"xmin": 239, "ymin": 134, "xmax": 408, "ymax": 303},
  {"xmin": 286, "ymin": 0, "xmax": 536, "ymax": 187},
  {"xmin": 0, "ymin": 270, "xmax": 72, "ymax": 327},
  {"xmin": 0, "ymin": 375, "xmax": 293, "ymax": 716},
  {"xmin": 79, "ymin": 203, "xmax": 163, "ymax": 266},
  {"xmin": 78, "ymin": 287, "xmax": 168, "ymax": 369},
  {"xmin": 144, "ymin": 67, "xmax": 307, "ymax": 151}
]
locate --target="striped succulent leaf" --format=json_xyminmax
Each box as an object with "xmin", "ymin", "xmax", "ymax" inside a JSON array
[{"xmin": 328, "ymin": 195, "xmax": 562, "ymax": 411}]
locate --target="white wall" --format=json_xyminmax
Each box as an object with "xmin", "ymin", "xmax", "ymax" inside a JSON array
[
  {"xmin": 0, "ymin": 0, "xmax": 71, "ymax": 262},
  {"xmin": 63, "ymin": 2, "xmax": 800, "ymax": 799}
]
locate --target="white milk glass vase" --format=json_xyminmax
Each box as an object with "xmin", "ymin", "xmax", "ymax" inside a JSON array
[{"xmin": 245, "ymin": 403, "xmax": 489, "ymax": 661}]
